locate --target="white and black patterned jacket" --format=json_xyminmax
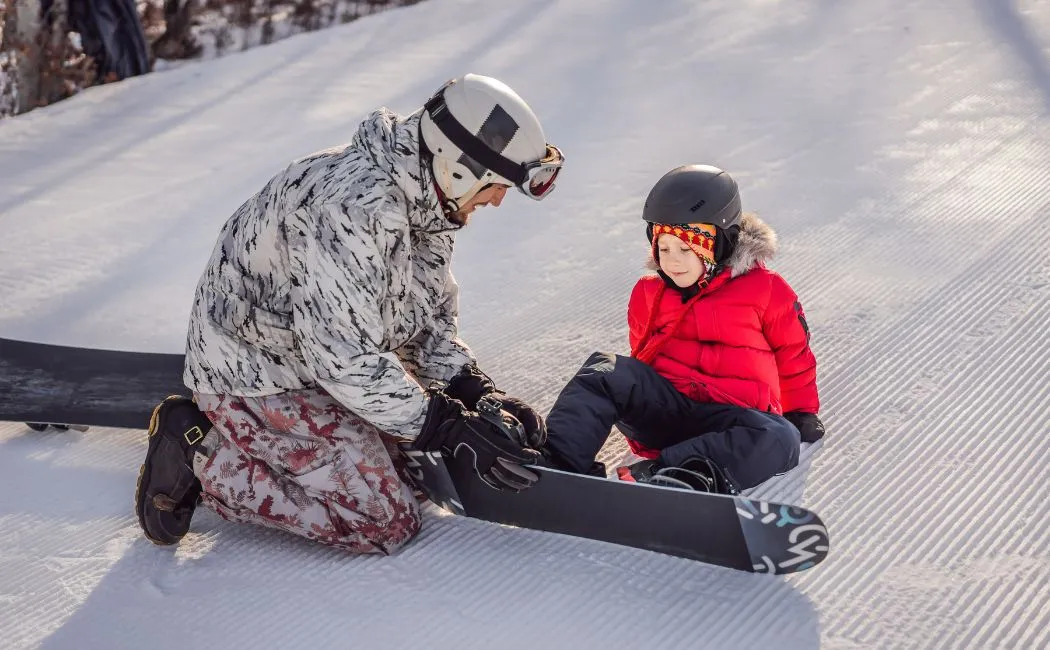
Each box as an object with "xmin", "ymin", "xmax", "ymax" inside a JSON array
[{"xmin": 185, "ymin": 109, "xmax": 474, "ymax": 439}]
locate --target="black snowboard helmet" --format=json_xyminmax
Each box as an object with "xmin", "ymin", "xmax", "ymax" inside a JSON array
[{"xmin": 643, "ymin": 164, "xmax": 742, "ymax": 264}]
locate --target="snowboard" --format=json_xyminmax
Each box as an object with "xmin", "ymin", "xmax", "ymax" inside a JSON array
[
  {"xmin": 0, "ymin": 337, "xmax": 829, "ymax": 574},
  {"xmin": 400, "ymin": 446, "xmax": 828, "ymax": 574},
  {"xmin": 0, "ymin": 337, "xmax": 188, "ymax": 429}
]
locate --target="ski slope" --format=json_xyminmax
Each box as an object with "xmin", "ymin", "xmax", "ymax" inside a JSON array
[{"xmin": 1, "ymin": 0, "xmax": 1048, "ymax": 647}]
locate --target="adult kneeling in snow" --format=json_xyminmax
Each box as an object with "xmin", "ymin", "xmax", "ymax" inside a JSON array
[{"xmin": 134, "ymin": 74, "xmax": 565, "ymax": 553}]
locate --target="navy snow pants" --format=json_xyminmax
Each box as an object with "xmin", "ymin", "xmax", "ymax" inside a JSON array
[{"xmin": 544, "ymin": 352, "xmax": 800, "ymax": 490}]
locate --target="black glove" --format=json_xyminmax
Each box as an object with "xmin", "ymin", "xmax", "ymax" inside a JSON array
[
  {"xmin": 784, "ymin": 412, "xmax": 825, "ymax": 443},
  {"xmin": 444, "ymin": 363, "xmax": 496, "ymax": 409},
  {"xmin": 444, "ymin": 363, "xmax": 546, "ymax": 449},
  {"xmin": 492, "ymin": 396, "xmax": 546, "ymax": 449},
  {"xmin": 414, "ymin": 390, "xmax": 541, "ymax": 492}
]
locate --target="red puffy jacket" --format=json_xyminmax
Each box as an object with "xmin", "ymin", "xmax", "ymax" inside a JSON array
[{"xmin": 627, "ymin": 214, "xmax": 819, "ymax": 427}]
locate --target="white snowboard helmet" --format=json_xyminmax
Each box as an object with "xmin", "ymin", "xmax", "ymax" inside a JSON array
[{"xmin": 420, "ymin": 74, "xmax": 564, "ymax": 210}]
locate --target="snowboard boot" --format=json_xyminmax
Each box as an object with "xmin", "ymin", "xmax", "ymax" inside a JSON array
[
  {"xmin": 135, "ymin": 395, "xmax": 213, "ymax": 545},
  {"xmin": 617, "ymin": 455, "xmax": 737, "ymax": 495},
  {"xmin": 581, "ymin": 460, "xmax": 608, "ymax": 477}
]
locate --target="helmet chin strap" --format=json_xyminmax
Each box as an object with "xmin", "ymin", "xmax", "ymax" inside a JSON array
[
  {"xmin": 431, "ymin": 162, "xmax": 491, "ymax": 220},
  {"xmin": 431, "ymin": 178, "xmax": 460, "ymax": 218},
  {"xmin": 419, "ymin": 128, "xmax": 487, "ymax": 222},
  {"xmin": 419, "ymin": 143, "xmax": 461, "ymax": 220}
]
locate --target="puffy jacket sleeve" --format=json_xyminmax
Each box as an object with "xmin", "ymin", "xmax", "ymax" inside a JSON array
[
  {"xmin": 396, "ymin": 270, "xmax": 476, "ymax": 387},
  {"xmin": 627, "ymin": 279, "xmax": 652, "ymax": 353},
  {"xmin": 761, "ymin": 273, "xmax": 820, "ymax": 414},
  {"xmin": 288, "ymin": 203, "xmax": 427, "ymax": 440}
]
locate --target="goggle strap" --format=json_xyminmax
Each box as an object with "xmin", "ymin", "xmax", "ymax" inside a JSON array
[{"xmin": 424, "ymin": 93, "xmax": 528, "ymax": 186}]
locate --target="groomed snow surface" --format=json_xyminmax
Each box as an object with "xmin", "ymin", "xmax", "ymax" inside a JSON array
[{"xmin": 1, "ymin": 0, "xmax": 1048, "ymax": 648}]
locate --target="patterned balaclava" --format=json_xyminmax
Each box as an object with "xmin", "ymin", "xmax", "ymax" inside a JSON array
[
  {"xmin": 649, "ymin": 222, "xmax": 722, "ymax": 300},
  {"xmin": 650, "ymin": 223, "xmax": 717, "ymax": 265}
]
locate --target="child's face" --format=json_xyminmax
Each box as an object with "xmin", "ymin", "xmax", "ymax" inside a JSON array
[{"xmin": 657, "ymin": 233, "xmax": 705, "ymax": 288}]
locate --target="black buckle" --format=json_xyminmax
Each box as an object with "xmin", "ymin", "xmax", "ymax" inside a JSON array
[
  {"xmin": 476, "ymin": 395, "xmax": 526, "ymax": 446},
  {"xmin": 425, "ymin": 93, "xmax": 448, "ymax": 122}
]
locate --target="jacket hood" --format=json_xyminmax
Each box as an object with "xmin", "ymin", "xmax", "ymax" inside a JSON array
[
  {"xmin": 725, "ymin": 212, "xmax": 777, "ymax": 277},
  {"xmin": 646, "ymin": 212, "xmax": 777, "ymax": 277},
  {"xmin": 352, "ymin": 108, "xmax": 456, "ymax": 234}
]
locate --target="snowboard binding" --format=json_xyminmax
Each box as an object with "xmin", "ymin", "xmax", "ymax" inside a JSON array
[
  {"xmin": 25, "ymin": 422, "xmax": 89, "ymax": 432},
  {"xmin": 475, "ymin": 394, "xmax": 528, "ymax": 447},
  {"xmin": 618, "ymin": 456, "xmax": 737, "ymax": 495}
]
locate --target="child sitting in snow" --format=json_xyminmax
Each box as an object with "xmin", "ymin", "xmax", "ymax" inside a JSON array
[{"xmin": 539, "ymin": 164, "xmax": 824, "ymax": 494}]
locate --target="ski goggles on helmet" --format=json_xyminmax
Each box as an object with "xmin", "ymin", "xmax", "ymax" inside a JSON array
[{"xmin": 520, "ymin": 144, "xmax": 564, "ymax": 200}]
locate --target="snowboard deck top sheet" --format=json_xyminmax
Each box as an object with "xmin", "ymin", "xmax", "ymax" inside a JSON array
[{"xmin": 0, "ymin": 337, "xmax": 187, "ymax": 429}]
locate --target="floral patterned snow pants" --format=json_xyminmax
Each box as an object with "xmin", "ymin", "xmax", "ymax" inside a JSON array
[{"xmin": 193, "ymin": 388, "xmax": 422, "ymax": 554}]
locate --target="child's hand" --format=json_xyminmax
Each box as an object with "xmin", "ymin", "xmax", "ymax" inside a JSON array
[{"xmin": 785, "ymin": 412, "xmax": 825, "ymax": 443}]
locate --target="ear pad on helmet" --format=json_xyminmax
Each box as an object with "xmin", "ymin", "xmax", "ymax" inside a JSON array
[{"xmin": 714, "ymin": 225, "xmax": 740, "ymax": 264}]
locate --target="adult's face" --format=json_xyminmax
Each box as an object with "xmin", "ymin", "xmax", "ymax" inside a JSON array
[{"xmin": 448, "ymin": 184, "xmax": 510, "ymax": 226}]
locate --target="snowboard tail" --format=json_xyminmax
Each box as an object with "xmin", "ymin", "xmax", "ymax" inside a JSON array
[
  {"xmin": 0, "ymin": 337, "xmax": 188, "ymax": 429},
  {"xmin": 0, "ymin": 337, "xmax": 829, "ymax": 573}
]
